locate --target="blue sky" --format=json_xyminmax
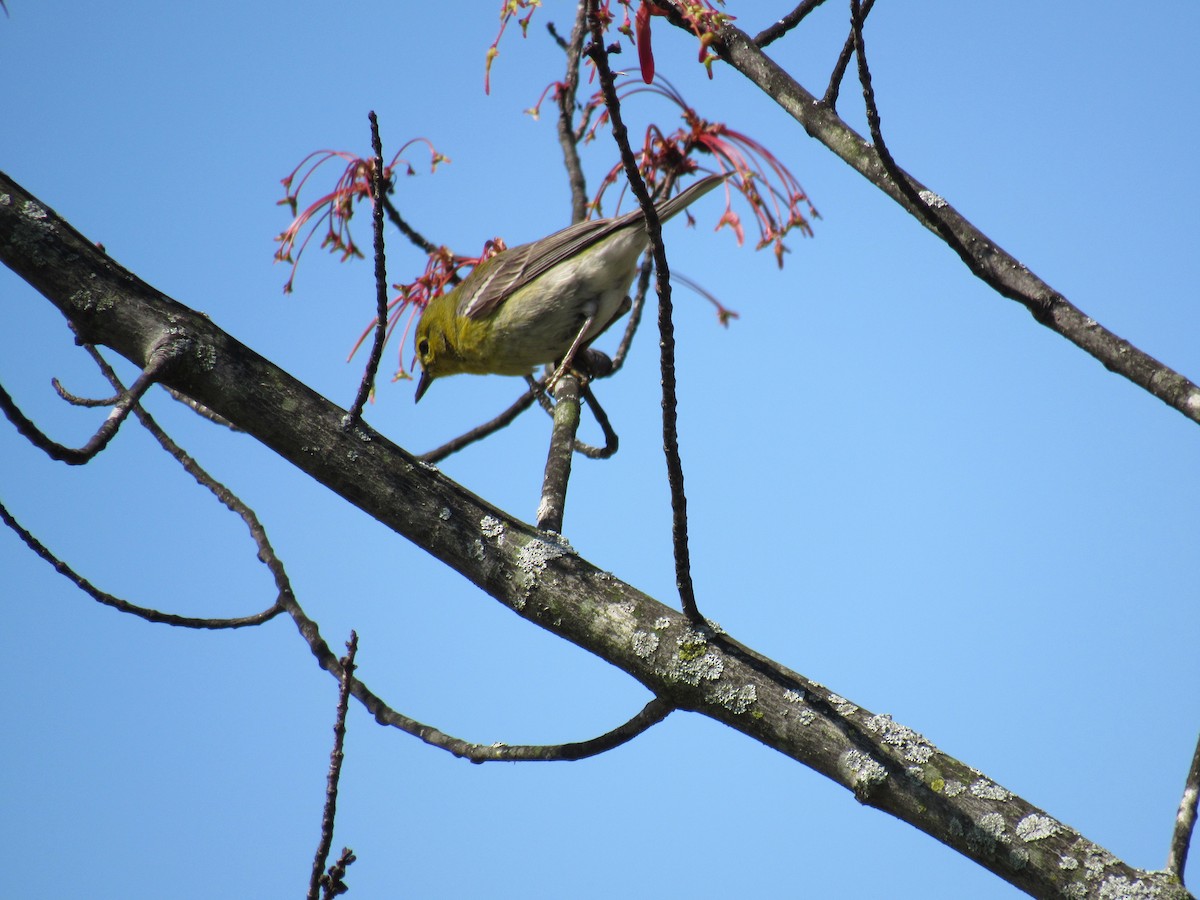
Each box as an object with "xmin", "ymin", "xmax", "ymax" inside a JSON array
[{"xmin": 2, "ymin": 2, "xmax": 1198, "ymax": 898}]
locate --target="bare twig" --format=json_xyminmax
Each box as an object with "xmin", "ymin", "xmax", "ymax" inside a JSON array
[
  {"xmin": 1, "ymin": 343, "xmax": 174, "ymax": 465},
  {"xmin": 847, "ymin": 0, "xmax": 979, "ymax": 297},
  {"xmin": 308, "ymin": 633, "xmax": 359, "ymax": 900},
  {"xmin": 585, "ymin": 1, "xmax": 703, "ymax": 624},
  {"xmin": 754, "ymin": 0, "xmax": 829, "ymax": 47},
  {"xmin": 555, "ymin": 2, "xmax": 591, "ymax": 223},
  {"xmin": 85, "ymin": 344, "xmax": 295, "ymax": 627},
  {"xmin": 418, "ymin": 382, "xmax": 542, "ymax": 464},
  {"xmin": 0, "ymin": 498, "xmax": 282, "ymax": 628},
  {"xmin": 320, "ymin": 849, "xmax": 356, "ymax": 900},
  {"xmin": 822, "ymin": 0, "xmax": 875, "ymax": 109},
  {"xmin": 344, "ymin": 111, "xmax": 390, "ymax": 428},
  {"xmin": 609, "ymin": 257, "xmax": 653, "ymax": 372},
  {"xmin": 1167, "ymin": 730, "xmax": 1200, "ymax": 883},
  {"xmin": 574, "ymin": 382, "xmax": 619, "ymax": 459},
  {"xmin": 381, "ymin": 195, "xmax": 441, "ymax": 257}
]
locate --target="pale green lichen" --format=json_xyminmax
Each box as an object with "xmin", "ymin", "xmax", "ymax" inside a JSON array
[
  {"xmin": 714, "ymin": 684, "xmax": 756, "ymax": 714},
  {"xmin": 970, "ymin": 779, "xmax": 1012, "ymax": 802},
  {"xmin": 864, "ymin": 713, "xmax": 935, "ymax": 764},
  {"xmin": 516, "ymin": 537, "xmax": 565, "ymax": 582},
  {"xmin": 632, "ymin": 631, "xmax": 659, "ymax": 658},
  {"xmin": 668, "ymin": 651, "xmax": 723, "ymax": 686},
  {"xmin": 1016, "ymin": 813, "xmax": 1061, "ymax": 842},
  {"xmin": 1097, "ymin": 875, "xmax": 1162, "ymax": 899},
  {"xmin": 828, "ymin": 693, "xmax": 859, "ymax": 716},
  {"xmin": 839, "ymin": 749, "xmax": 888, "ymax": 796},
  {"xmin": 480, "ymin": 515, "xmax": 505, "ymax": 540},
  {"xmin": 977, "ymin": 812, "xmax": 1007, "ymax": 839}
]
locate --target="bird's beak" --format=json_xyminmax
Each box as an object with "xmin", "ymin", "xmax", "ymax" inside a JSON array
[{"xmin": 414, "ymin": 369, "xmax": 432, "ymax": 403}]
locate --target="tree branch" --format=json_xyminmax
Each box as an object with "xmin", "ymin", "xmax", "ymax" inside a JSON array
[
  {"xmin": 1, "ymin": 167, "xmax": 1190, "ymax": 900},
  {"xmin": 650, "ymin": 5, "xmax": 1200, "ymax": 427}
]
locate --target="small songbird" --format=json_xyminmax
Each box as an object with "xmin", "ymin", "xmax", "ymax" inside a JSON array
[{"xmin": 413, "ymin": 173, "xmax": 726, "ymax": 401}]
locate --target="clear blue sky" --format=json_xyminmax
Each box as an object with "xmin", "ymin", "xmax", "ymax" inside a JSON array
[{"xmin": 2, "ymin": 2, "xmax": 1197, "ymax": 898}]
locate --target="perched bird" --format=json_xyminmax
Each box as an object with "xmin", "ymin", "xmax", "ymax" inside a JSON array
[{"xmin": 413, "ymin": 173, "xmax": 726, "ymax": 402}]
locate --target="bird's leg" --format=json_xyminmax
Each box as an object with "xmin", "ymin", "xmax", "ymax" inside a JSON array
[
  {"xmin": 545, "ymin": 295, "xmax": 631, "ymax": 392},
  {"xmin": 546, "ymin": 313, "xmax": 597, "ymax": 394}
]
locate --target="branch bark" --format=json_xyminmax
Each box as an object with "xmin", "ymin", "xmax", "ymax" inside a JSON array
[{"xmin": 1, "ymin": 170, "xmax": 1189, "ymax": 900}]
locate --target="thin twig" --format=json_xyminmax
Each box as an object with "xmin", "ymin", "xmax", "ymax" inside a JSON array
[
  {"xmin": 822, "ymin": 0, "xmax": 875, "ymax": 109},
  {"xmin": 574, "ymin": 382, "xmax": 619, "ymax": 459},
  {"xmin": 381, "ymin": 195, "xmax": 441, "ymax": 258},
  {"xmin": 609, "ymin": 257, "xmax": 653, "ymax": 372},
  {"xmin": 0, "ymin": 498, "xmax": 282, "ymax": 628},
  {"xmin": 585, "ymin": 1, "xmax": 703, "ymax": 624},
  {"xmin": 161, "ymin": 386, "xmax": 242, "ymax": 430},
  {"xmin": 344, "ymin": 111, "xmax": 390, "ymax": 428},
  {"xmin": 754, "ymin": 0, "xmax": 829, "ymax": 47},
  {"xmin": 848, "ymin": 0, "xmax": 974, "ymax": 277},
  {"xmin": 1167, "ymin": 730, "xmax": 1200, "ymax": 883},
  {"xmin": 0, "ymin": 344, "xmax": 173, "ymax": 465},
  {"xmin": 86, "ymin": 344, "xmax": 295, "ymax": 627},
  {"xmin": 321, "ymin": 849, "xmax": 356, "ymax": 900},
  {"xmin": 308, "ymin": 632, "xmax": 359, "ymax": 900},
  {"xmin": 418, "ymin": 382, "xmax": 542, "ymax": 464},
  {"xmin": 49, "ymin": 379, "xmax": 122, "ymax": 407},
  {"xmin": 555, "ymin": 2, "xmax": 591, "ymax": 224}
]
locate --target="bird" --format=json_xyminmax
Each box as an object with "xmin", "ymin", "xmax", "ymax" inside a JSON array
[{"xmin": 413, "ymin": 173, "xmax": 726, "ymax": 402}]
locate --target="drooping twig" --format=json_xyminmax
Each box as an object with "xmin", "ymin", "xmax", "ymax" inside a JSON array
[
  {"xmin": 343, "ymin": 111, "xmax": 390, "ymax": 428},
  {"xmin": 574, "ymin": 382, "xmax": 619, "ymax": 459},
  {"xmin": 308, "ymin": 632, "xmax": 359, "ymax": 900},
  {"xmin": 1167, "ymin": 730, "xmax": 1200, "ymax": 883},
  {"xmin": 754, "ymin": 0, "xmax": 829, "ymax": 48},
  {"xmin": 585, "ymin": 1, "xmax": 703, "ymax": 624},
  {"xmin": 0, "ymin": 498, "xmax": 282, "ymax": 628},
  {"xmin": 86, "ymin": 344, "xmax": 292, "ymax": 627}
]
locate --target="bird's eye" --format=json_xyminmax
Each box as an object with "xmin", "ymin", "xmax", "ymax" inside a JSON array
[{"xmin": 418, "ymin": 338, "xmax": 430, "ymax": 359}]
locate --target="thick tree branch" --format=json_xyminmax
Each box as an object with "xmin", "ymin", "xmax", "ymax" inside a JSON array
[{"xmin": 648, "ymin": 4, "xmax": 1200, "ymax": 426}]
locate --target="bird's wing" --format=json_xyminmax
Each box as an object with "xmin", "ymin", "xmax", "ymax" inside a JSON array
[
  {"xmin": 456, "ymin": 174, "xmax": 727, "ymax": 321},
  {"xmin": 457, "ymin": 215, "xmax": 634, "ymax": 321}
]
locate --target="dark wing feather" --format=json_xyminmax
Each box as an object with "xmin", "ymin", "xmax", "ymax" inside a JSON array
[
  {"xmin": 458, "ymin": 173, "xmax": 727, "ymax": 321},
  {"xmin": 458, "ymin": 215, "xmax": 633, "ymax": 321}
]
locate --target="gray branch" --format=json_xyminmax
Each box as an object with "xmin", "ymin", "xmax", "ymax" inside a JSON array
[{"xmin": 0, "ymin": 171, "xmax": 1190, "ymax": 899}]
